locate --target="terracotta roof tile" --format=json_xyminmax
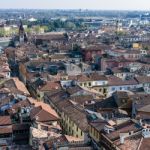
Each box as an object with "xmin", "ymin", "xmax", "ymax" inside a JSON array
[
  {"xmin": 30, "ymin": 106, "xmax": 59, "ymax": 122},
  {"xmin": 12, "ymin": 78, "xmax": 30, "ymax": 95},
  {"xmin": 39, "ymin": 81, "xmax": 61, "ymax": 92},
  {"xmin": 108, "ymin": 76, "xmax": 138, "ymax": 86},
  {"xmin": 0, "ymin": 126, "xmax": 12, "ymax": 134},
  {"xmin": 0, "ymin": 116, "xmax": 11, "ymax": 126},
  {"xmin": 135, "ymin": 76, "xmax": 150, "ymax": 83}
]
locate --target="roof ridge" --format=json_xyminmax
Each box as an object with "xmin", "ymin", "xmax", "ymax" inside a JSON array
[{"xmin": 137, "ymin": 137, "xmax": 143, "ymax": 150}]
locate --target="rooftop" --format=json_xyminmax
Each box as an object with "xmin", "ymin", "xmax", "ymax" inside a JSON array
[{"xmin": 0, "ymin": 116, "xmax": 11, "ymax": 126}]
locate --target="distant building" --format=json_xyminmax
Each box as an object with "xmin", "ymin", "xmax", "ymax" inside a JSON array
[{"xmin": 19, "ymin": 20, "xmax": 27, "ymax": 44}]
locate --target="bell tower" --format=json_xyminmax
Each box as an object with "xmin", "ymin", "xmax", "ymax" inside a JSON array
[{"xmin": 19, "ymin": 20, "xmax": 27, "ymax": 43}]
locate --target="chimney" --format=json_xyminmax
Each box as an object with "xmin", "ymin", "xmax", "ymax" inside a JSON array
[
  {"xmin": 120, "ymin": 135, "xmax": 125, "ymax": 144},
  {"xmin": 139, "ymin": 119, "xmax": 143, "ymax": 126},
  {"xmin": 119, "ymin": 133, "xmax": 126, "ymax": 144}
]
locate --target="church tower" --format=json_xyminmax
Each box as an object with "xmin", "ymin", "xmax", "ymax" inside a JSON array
[{"xmin": 19, "ymin": 20, "xmax": 27, "ymax": 43}]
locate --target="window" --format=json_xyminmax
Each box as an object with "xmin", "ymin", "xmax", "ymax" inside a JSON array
[
  {"xmin": 76, "ymin": 127, "xmax": 78, "ymax": 131},
  {"xmin": 81, "ymin": 131, "xmax": 83, "ymax": 136},
  {"xmin": 88, "ymin": 82, "xmax": 91, "ymax": 87},
  {"xmin": 104, "ymin": 88, "xmax": 107, "ymax": 93},
  {"xmin": 80, "ymin": 83, "xmax": 82, "ymax": 86}
]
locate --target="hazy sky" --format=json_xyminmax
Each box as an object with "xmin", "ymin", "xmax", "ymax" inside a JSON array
[{"xmin": 0, "ymin": 0, "xmax": 149, "ymax": 10}]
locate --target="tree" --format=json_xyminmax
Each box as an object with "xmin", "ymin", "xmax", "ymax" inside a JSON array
[
  {"xmin": 25, "ymin": 28, "xmax": 32, "ymax": 34},
  {"xmin": 42, "ymin": 26, "xmax": 49, "ymax": 32},
  {"xmin": 63, "ymin": 33, "xmax": 69, "ymax": 40},
  {"xmin": 34, "ymin": 26, "xmax": 41, "ymax": 33},
  {"xmin": 8, "ymin": 40, "xmax": 15, "ymax": 47},
  {"xmin": 66, "ymin": 22, "xmax": 76, "ymax": 29},
  {"xmin": 0, "ymin": 28, "xmax": 5, "ymax": 37}
]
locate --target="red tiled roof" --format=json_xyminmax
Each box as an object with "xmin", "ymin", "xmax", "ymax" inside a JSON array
[
  {"xmin": 30, "ymin": 106, "xmax": 59, "ymax": 122},
  {"xmin": 106, "ymin": 121, "xmax": 140, "ymax": 141},
  {"xmin": 139, "ymin": 137, "xmax": 150, "ymax": 150},
  {"xmin": 28, "ymin": 97, "xmax": 59, "ymax": 118},
  {"xmin": 12, "ymin": 78, "xmax": 30, "ymax": 95},
  {"xmin": 0, "ymin": 116, "xmax": 11, "ymax": 126},
  {"xmin": 77, "ymin": 74, "xmax": 91, "ymax": 82},
  {"xmin": 0, "ymin": 126, "xmax": 12, "ymax": 134},
  {"xmin": 135, "ymin": 76, "xmax": 150, "ymax": 84},
  {"xmin": 11, "ymin": 99, "xmax": 31, "ymax": 112},
  {"xmin": 108, "ymin": 76, "xmax": 138, "ymax": 86},
  {"xmin": 39, "ymin": 81, "xmax": 61, "ymax": 91}
]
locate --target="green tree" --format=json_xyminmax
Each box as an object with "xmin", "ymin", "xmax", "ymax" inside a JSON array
[
  {"xmin": 25, "ymin": 28, "xmax": 32, "ymax": 34},
  {"xmin": 42, "ymin": 26, "xmax": 49, "ymax": 32},
  {"xmin": 0, "ymin": 28, "xmax": 5, "ymax": 37},
  {"xmin": 34, "ymin": 26, "xmax": 41, "ymax": 33}
]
